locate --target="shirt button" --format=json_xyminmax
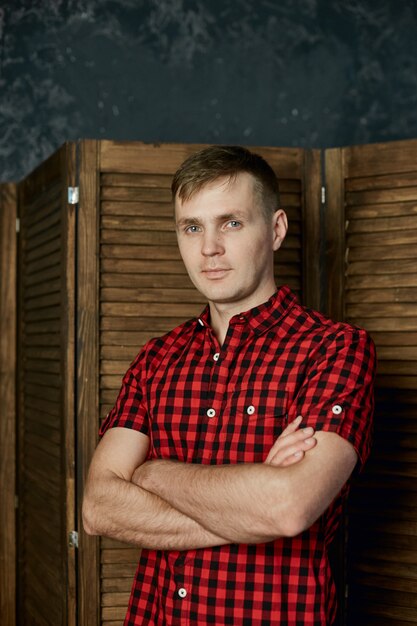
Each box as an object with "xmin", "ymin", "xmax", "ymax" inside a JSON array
[
  {"xmin": 246, "ymin": 405, "xmax": 255, "ymax": 415},
  {"xmin": 332, "ymin": 404, "xmax": 342, "ymax": 415},
  {"xmin": 198, "ymin": 318, "xmax": 204, "ymax": 326},
  {"xmin": 207, "ymin": 408, "xmax": 216, "ymax": 418},
  {"xmin": 213, "ymin": 352, "xmax": 220, "ymax": 361},
  {"xmin": 178, "ymin": 587, "xmax": 187, "ymax": 598}
]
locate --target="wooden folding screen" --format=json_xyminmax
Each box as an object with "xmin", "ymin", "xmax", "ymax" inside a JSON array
[
  {"xmin": 0, "ymin": 183, "xmax": 17, "ymax": 626},
  {"xmin": 14, "ymin": 137, "xmax": 417, "ymax": 625},
  {"xmin": 326, "ymin": 139, "xmax": 417, "ymax": 626},
  {"xmin": 16, "ymin": 145, "xmax": 77, "ymax": 625},
  {"xmin": 76, "ymin": 140, "xmax": 320, "ymax": 625}
]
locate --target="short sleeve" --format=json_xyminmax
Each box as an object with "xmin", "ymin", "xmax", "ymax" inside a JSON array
[
  {"xmin": 288, "ymin": 327, "xmax": 377, "ymax": 469},
  {"xmin": 99, "ymin": 347, "xmax": 149, "ymax": 438}
]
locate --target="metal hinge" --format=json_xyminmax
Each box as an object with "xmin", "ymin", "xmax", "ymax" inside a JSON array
[
  {"xmin": 68, "ymin": 186, "xmax": 79, "ymax": 204},
  {"xmin": 321, "ymin": 186, "xmax": 326, "ymax": 204},
  {"xmin": 16, "ymin": 218, "xmax": 20, "ymax": 233},
  {"xmin": 68, "ymin": 530, "xmax": 78, "ymax": 548}
]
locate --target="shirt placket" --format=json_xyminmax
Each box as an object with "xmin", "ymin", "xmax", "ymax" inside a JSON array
[{"xmin": 200, "ymin": 318, "xmax": 246, "ymax": 464}]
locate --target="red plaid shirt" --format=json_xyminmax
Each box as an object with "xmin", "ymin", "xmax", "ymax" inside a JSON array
[{"xmin": 101, "ymin": 286, "xmax": 376, "ymax": 626}]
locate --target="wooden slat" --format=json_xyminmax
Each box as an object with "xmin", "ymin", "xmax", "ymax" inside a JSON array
[
  {"xmin": 100, "ymin": 316, "xmax": 186, "ymax": 332},
  {"xmin": 101, "ymin": 563, "xmax": 138, "ymax": 579},
  {"xmin": 344, "ymin": 139, "xmax": 417, "ymax": 177},
  {"xmin": 346, "ymin": 187, "xmax": 417, "ymax": 205},
  {"xmin": 101, "ymin": 606, "xmax": 127, "ymax": 621},
  {"xmin": 26, "ymin": 357, "xmax": 61, "ymax": 373},
  {"xmin": 23, "ymin": 192, "xmax": 61, "ymax": 229},
  {"xmin": 101, "ymin": 257, "xmax": 189, "ymax": 275},
  {"xmin": 25, "ymin": 221, "xmax": 61, "ymax": 253},
  {"xmin": 346, "ymin": 214, "xmax": 417, "ymax": 233},
  {"xmin": 24, "ymin": 304, "xmax": 61, "ymax": 322},
  {"xmin": 348, "ymin": 243, "xmax": 417, "ymax": 262},
  {"xmin": 346, "ymin": 259, "xmax": 417, "ymax": 276},
  {"xmin": 346, "ymin": 200, "xmax": 417, "ymax": 220},
  {"xmin": 25, "ymin": 248, "xmax": 62, "ymax": 277},
  {"xmin": 101, "ymin": 172, "xmax": 173, "ymax": 188},
  {"xmin": 102, "ymin": 593, "xmax": 131, "ymax": 607},
  {"xmin": 346, "ymin": 274, "xmax": 417, "ymax": 290},
  {"xmin": 347, "ymin": 229, "xmax": 417, "ymax": 247},
  {"xmin": 101, "ymin": 244, "xmax": 183, "ymax": 260},
  {"xmin": 101, "ymin": 228, "xmax": 177, "ymax": 246},
  {"xmin": 101, "ymin": 186, "xmax": 172, "ymax": 202},
  {"xmin": 26, "ymin": 430, "xmax": 60, "ymax": 458},
  {"xmin": 101, "ymin": 302, "xmax": 204, "ymax": 318},
  {"xmin": 100, "ymin": 140, "xmax": 305, "ymax": 178},
  {"xmin": 346, "ymin": 287, "xmax": 417, "ymax": 304},
  {"xmin": 101, "ymin": 215, "xmax": 175, "ymax": 231},
  {"xmin": 25, "ymin": 232, "xmax": 61, "ymax": 262},
  {"xmin": 22, "ymin": 264, "xmax": 61, "ymax": 288},
  {"xmin": 369, "ymin": 332, "xmax": 417, "ymax": 346},
  {"xmin": 101, "ymin": 549, "xmax": 140, "ymax": 564},
  {"xmin": 25, "ymin": 381, "xmax": 60, "ymax": 402},
  {"xmin": 25, "ymin": 204, "xmax": 60, "ymax": 238},
  {"xmin": 346, "ymin": 303, "xmax": 417, "ymax": 318},
  {"xmin": 25, "ymin": 291, "xmax": 61, "ymax": 311},
  {"xmin": 26, "ymin": 416, "xmax": 60, "ymax": 443}
]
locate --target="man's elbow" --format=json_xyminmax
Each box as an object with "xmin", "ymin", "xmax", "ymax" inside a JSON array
[
  {"xmin": 279, "ymin": 513, "xmax": 310, "ymax": 538},
  {"xmin": 82, "ymin": 492, "xmax": 101, "ymax": 536},
  {"xmin": 268, "ymin": 502, "xmax": 313, "ymax": 539}
]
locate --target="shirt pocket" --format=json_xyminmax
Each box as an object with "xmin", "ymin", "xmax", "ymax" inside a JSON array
[
  {"xmin": 221, "ymin": 387, "xmax": 288, "ymax": 463},
  {"xmin": 228, "ymin": 386, "xmax": 288, "ymax": 421}
]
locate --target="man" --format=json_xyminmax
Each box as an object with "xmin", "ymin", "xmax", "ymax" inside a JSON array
[{"xmin": 83, "ymin": 145, "xmax": 376, "ymax": 625}]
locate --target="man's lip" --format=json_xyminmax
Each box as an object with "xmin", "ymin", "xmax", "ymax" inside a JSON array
[{"xmin": 201, "ymin": 268, "xmax": 231, "ymax": 277}]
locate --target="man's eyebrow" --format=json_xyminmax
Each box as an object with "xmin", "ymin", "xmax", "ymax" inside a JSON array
[
  {"xmin": 215, "ymin": 212, "xmax": 246, "ymax": 221},
  {"xmin": 175, "ymin": 216, "xmax": 204, "ymax": 227}
]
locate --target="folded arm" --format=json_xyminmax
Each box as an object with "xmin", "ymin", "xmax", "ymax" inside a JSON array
[
  {"xmin": 82, "ymin": 427, "xmax": 229, "ymax": 550},
  {"xmin": 82, "ymin": 417, "xmax": 315, "ymax": 549},
  {"xmin": 135, "ymin": 430, "xmax": 357, "ymax": 543}
]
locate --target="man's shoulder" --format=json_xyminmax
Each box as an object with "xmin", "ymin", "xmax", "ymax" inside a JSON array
[
  {"xmin": 136, "ymin": 316, "xmax": 200, "ymax": 365},
  {"xmin": 288, "ymin": 299, "xmax": 372, "ymax": 346}
]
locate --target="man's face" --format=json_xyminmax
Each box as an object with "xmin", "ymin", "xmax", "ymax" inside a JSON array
[{"xmin": 175, "ymin": 172, "xmax": 287, "ymax": 313}]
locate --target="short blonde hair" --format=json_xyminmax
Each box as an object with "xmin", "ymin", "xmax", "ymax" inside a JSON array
[{"xmin": 172, "ymin": 145, "xmax": 281, "ymax": 218}]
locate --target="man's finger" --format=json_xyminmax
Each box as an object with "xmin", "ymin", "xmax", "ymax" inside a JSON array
[{"xmin": 265, "ymin": 434, "xmax": 317, "ymax": 466}]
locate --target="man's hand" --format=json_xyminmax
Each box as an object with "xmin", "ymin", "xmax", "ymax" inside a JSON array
[{"xmin": 264, "ymin": 415, "xmax": 317, "ymax": 467}]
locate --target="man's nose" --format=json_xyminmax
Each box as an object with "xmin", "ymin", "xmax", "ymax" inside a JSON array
[{"xmin": 201, "ymin": 230, "xmax": 224, "ymax": 256}]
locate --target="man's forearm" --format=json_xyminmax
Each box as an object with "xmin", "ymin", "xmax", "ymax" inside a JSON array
[
  {"xmin": 136, "ymin": 460, "xmax": 290, "ymax": 543},
  {"xmin": 82, "ymin": 471, "xmax": 229, "ymax": 550},
  {"xmin": 134, "ymin": 420, "xmax": 318, "ymax": 544},
  {"xmin": 136, "ymin": 431, "xmax": 355, "ymax": 544}
]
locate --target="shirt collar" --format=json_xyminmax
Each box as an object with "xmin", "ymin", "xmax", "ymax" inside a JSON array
[{"xmin": 196, "ymin": 285, "xmax": 298, "ymax": 335}]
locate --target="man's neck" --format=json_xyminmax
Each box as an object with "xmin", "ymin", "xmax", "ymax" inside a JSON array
[{"xmin": 208, "ymin": 286, "xmax": 277, "ymax": 346}]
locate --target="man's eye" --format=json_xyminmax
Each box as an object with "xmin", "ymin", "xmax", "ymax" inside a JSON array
[
  {"xmin": 185, "ymin": 225, "xmax": 200, "ymax": 233},
  {"xmin": 227, "ymin": 220, "xmax": 241, "ymax": 228}
]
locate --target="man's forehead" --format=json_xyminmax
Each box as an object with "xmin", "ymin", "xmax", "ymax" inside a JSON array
[{"xmin": 175, "ymin": 171, "xmax": 257, "ymax": 202}]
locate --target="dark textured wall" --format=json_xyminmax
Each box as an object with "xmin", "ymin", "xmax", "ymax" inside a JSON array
[{"xmin": 1, "ymin": 0, "xmax": 417, "ymax": 182}]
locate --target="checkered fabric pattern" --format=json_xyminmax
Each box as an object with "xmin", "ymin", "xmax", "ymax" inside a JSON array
[{"xmin": 101, "ymin": 285, "xmax": 376, "ymax": 626}]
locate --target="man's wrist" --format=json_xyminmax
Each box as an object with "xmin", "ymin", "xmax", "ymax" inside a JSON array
[{"xmin": 132, "ymin": 458, "xmax": 174, "ymax": 491}]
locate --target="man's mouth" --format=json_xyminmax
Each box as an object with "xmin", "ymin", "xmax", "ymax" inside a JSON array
[{"xmin": 201, "ymin": 268, "xmax": 231, "ymax": 279}]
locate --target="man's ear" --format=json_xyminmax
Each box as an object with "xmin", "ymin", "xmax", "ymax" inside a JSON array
[{"xmin": 272, "ymin": 209, "xmax": 288, "ymax": 251}]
